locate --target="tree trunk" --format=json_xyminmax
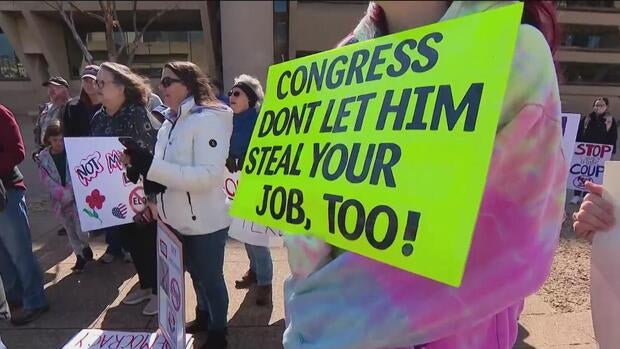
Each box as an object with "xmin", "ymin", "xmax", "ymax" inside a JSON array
[{"xmin": 104, "ymin": 10, "xmax": 117, "ymax": 62}]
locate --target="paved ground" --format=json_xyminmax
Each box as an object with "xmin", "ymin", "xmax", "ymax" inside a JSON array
[{"xmin": 0, "ymin": 121, "xmax": 605, "ymax": 348}]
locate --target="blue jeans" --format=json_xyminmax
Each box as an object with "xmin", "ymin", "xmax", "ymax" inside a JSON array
[
  {"xmin": 245, "ymin": 244, "xmax": 273, "ymax": 286},
  {"xmin": 178, "ymin": 228, "xmax": 229, "ymax": 332},
  {"xmin": 0, "ymin": 189, "xmax": 47, "ymax": 310},
  {"xmin": 104, "ymin": 226, "xmax": 125, "ymax": 257}
]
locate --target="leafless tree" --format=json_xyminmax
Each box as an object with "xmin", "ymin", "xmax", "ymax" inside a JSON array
[{"xmin": 45, "ymin": 0, "xmax": 176, "ymax": 66}]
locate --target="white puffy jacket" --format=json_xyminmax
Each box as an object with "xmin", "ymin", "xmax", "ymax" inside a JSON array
[{"xmin": 148, "ymin": 97, "xmax": 233, "ymax": 236}]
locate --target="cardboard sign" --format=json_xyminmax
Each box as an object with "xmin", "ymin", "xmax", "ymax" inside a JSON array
[
  {"xmin": 62, "ymin": 329, "xmax": 192, "ymax": 349},
  {"xmin": 561, "ymin": 113, "xmax": 580, "ymax": 167},
  {"xmin": 224, "ymin": 171, "xmax": 283, "ymax": 247},
  {"xmin": 591, "ymin": 161, "xmax": 620, "ymax": 349},
  {"xmin": 230, "ymin": 3, "xmax": 523, "ymax": 287},
  {"xmin": 65, "ymin": 137, "xmax": 146, "ymax": 232},
  {"xmin": 157, "ymin": 222, "xmax": 186, "ymax": 349},
  {"xmin": 567, "ymin": 142, "xmax": 614, "ymax": 191}
]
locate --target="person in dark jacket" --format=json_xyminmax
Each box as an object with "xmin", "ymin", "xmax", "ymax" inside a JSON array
[
  {"xmin": 226, "ymin": 74, "xmax": 274, "ymax": 307},
  {"xmin": 90, "ymin": 62, "xmax": 160, "ymax": 316},
  {"xmin": 62, "ymin": 65, "xmax": 102, "ymax": 138},
  {"xmin": 0, "ymin": 104, "xmax": 48, "ymax": 326},
  {"xmin": 571, "ymin": 97, "xmax": 614, "ymax": 204},
  {"xmin": 596, "ymin": 97, "xmax": 617, "ymax": 155}
]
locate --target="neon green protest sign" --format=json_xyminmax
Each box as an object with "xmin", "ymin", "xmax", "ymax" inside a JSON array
[{"xmin": 231, "ymin": 3, "xmax": 522, "ymax": 287}]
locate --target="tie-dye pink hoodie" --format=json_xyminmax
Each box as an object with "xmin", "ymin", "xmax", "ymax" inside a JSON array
[{"xmin": 283, "ymin": 2, "xmax": 566, "ymax": 349}]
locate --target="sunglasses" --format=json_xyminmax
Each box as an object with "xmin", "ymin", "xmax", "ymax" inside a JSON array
[
  {"xmin": 228, "ymin": 90, "xmax": 241, "ymax": 97},
  {"xmin": 160, "ymin": 77, "xmax": 182, "ymax": 88}
]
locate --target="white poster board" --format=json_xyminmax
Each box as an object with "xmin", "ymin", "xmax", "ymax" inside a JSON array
[
  {"xmin": 65, "ymin": 137, "xmax": 146, "ymax": 231},
  {"xmin": 591, "ymin": 161, "xmax": 620, "ymax": 349},
  {"xmin": 567, "ymin": 142, "xmax": 614, "ymax": 191},
  {"xmin": 561, "ymin": 113, "xmax": 580, "ymax": 167},
  {"xmin": 157, "ymin": 222, "xmax": 186, "ymax": 349},
  {"xmin": 223, "ymin": 171, "xmax": 283, "ymax": 247},
  {"xmin": 62, "ymin": 329, "xmax": 192, "ymax": 349}
]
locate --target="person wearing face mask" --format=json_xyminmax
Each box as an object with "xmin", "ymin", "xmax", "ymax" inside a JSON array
[
  {"xmin": 122, "ymin": 61, "xmax": 233, "ymax": 349},
  {"xmin": 571, "ymin": 97, "xmax": 611, "ymax": 204},
  {"xmin": 282, "ymin": 2, "xmax": 565, "ymax": 349},
  {"xmin": 62, "ymin": 65, "xmax": 103, "ymax": 138},
  {"xmin": 35, "ymin": 77, "xmax": 71, "ymax": 151},
  {"xmin": 225, "ymin": 74, "xmax": 274, "ymax": 307}
]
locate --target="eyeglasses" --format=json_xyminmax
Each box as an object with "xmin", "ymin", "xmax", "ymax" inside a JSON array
[
  {"xmin": 228, "ymin": 90, "xmax": 241, "ymax": 97},
  {"xmin": 160, "ymin": 77, "xmax": 182, "ymax": 88},
  {"xmin": 96, "ymin": 80, "xmax": 108, "ymax": 89}
]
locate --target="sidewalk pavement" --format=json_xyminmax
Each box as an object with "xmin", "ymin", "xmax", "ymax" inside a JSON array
[{"xmin": 0, "ymin": 212, "xmax": 599, "ymax": 349}]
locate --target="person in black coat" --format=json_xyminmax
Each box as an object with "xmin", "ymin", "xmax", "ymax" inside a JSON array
[
  {"xmin": 62, "ymin": 65, "xmax": 102, "ymax": 137},
  {"xmin": 571, "ymin": 97, "xmax": 613, "ymax": 204}
]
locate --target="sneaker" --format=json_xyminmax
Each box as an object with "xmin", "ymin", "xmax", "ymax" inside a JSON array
[
  {"xmin": 123, "ymin": 252, "xmax": 133, "ymax": 264},
  {"xmin": 256, "ymin": 285, "xmax": 272, "ymax": 306},
  {"xmin": 71, "ymin": 255, "xmax": 87, "ymax": 273},
  {"xmin": 234, "ymin": 270, "xmax": 256, "ymax": 289},
  {"xmin": 100, "ymin": 253, "xmax": 116, "ymax": 264},
  {"xmin": 10, "ymin": 305, "xmax": 50, "ymax": 326},
  {"xmin": 570, "ymin": 196, "xmax": 582, "ymax": 205},
  {"xmin": 82, "ymin": 246, "xmax": 94, "ymax": 261},
  {"xmin": 142, "ymin": 295, "xmax": 158, "ymax": 316},
  {"xmin": 122, "ymin": 288, "xmax": 151, "ymax": 305}
]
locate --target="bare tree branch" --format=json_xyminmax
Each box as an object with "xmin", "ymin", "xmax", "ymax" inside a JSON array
[
  {"xmin": 112, "ymin": 0, "xmax": 127, "ymax": 51},
  {"xmin": 132, "ymin": 0, "xmax": 138, "ymax": 35},
  {"xmin": 46, "ymin": 0, "xmax": 94, "ymax": 64},
  {"xmin": 126, "ymin": 4, "xmax": 178, "ymax": 65},
  {"xmin": 69, "ymin": 1, "xmax": 105, "ymax": 23}
]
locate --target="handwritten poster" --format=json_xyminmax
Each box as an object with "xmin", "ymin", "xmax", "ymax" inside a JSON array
[
  {"xmin": 561, "ymin": 113, "xmax": 580, "ymax": 167},
  {"xmin": 224, "ymin": 171, "xmax": 283, "ymax": 247},
  {"xmin": 567, "ymin": 142, "xmax": 614, "ymax": 191},
  {"xmin": 65, "ymin": 137, "xmax": 146, "ymax": 232},
  {"xmin": 61, "ymin": 329, "xmax": 192, "ymax": 349},
  {"xmin": 157, "ymin": 222, "xmax": 186, "ymax": 349},
  {"xmin": 231, "ymin": 4, "xmax": 523, "ymax": 286}
]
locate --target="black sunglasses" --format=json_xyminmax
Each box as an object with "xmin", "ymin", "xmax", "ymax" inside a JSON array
[
  {"xmin": 228, "ymin": 90, "xmax": 241, "ymax": 97},
  {"xmin": 160, "ymin": 77, "xmax": 182, "ymax": 88}
]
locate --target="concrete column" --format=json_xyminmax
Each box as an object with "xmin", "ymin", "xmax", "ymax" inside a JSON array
[
  {"xmin": 21, "ymin": 10, "xmax": 70, "ymax": 78},
  {"xmin": 199, "ymin": 1, "xmax": 219, "ymax": 80},
  {"xmin": 220, "ymin": 0, "xmax": 274, "ymax": 88}
]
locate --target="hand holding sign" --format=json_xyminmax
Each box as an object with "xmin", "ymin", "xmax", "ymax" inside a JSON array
[{"xmin": 231, "ymin": 4, "xmax": 523, "ymax": 286}]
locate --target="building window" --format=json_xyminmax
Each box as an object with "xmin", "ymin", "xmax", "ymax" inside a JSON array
[
  {"xmin": 562, "ymin": 24, "xmax": 620, "ymax": 50},
  {"xmin": 67, "ymin": 30, "xmax": 204, "ymax": 79},
  {"xmin": 0, "ymin": 32, "xmax": 28, "ymax": 81},
  {"xmin": 557, "ymin": 1, "xmax": 616, "ymax": 9},
  {"xmin": 562, "ymin": 62, "xmax": 620, "ymax": 86},
  {"xmin": 273, "ymin": 0, "xmax": 289, "ymax": 63}
]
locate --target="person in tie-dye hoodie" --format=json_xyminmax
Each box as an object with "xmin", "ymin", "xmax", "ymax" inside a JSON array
[{"xmin": 282, "ymin": 1, "xmax": 565, "ymax": 349}]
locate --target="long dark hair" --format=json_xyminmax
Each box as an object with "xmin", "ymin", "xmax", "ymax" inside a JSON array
[{"xmin": 164, "ymin": 61, "xmax": 218, "ymax": 106}]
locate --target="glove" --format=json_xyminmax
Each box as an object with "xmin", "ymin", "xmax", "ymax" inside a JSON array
[
  {"xmin": 126, "ymin": 165, "xmax": 141, "ymax": 184},
  {"xmin": 124, "ymin": 146, "xmax": 154, "ymax": 177},
  {"xmin": 226, "ymin": 155, "xmax": 237, "ymax": 173}
]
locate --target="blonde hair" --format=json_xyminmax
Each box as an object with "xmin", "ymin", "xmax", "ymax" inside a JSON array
[
  {"xmin": 233, "ymin": 74, "xmax": 265, "ymax": 110},
  {"xmin": 100, "ymin": 62, "xmax": 152, "ymax": 106}
]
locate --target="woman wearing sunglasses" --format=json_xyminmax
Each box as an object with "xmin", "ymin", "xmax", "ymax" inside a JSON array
[
  {"xmin": 225, "ymin": 75, "xmax": 274, "ymax": 306},
  {"xmin": 122, "ymin": 61, "xmax": 233, "ymax": 349},
  {"xmin": 90, "ymin": 62, "xmax": 160, "ymax": 316}
]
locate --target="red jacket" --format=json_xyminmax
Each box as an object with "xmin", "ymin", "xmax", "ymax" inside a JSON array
[{"xmin": 0, "ymin": 104, "xmax": 26, "ymax": 190}]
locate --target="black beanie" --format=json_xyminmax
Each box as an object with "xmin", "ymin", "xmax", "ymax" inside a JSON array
[{"xmin": 232, "ymin": 82, "xmax": 258, "ymax": 108}]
